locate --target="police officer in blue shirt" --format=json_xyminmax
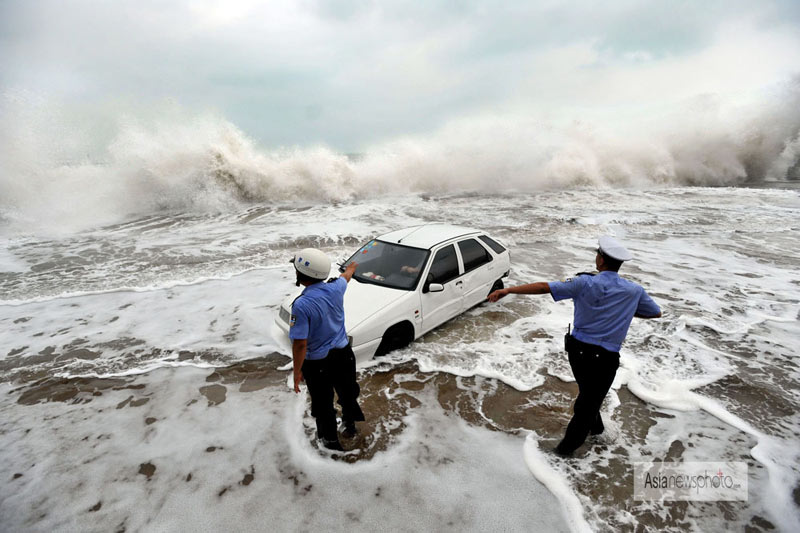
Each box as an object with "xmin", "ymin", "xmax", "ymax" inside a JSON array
[
  {"xmin": 290, "ymin": 248, "xmax": 365, "ymax": 452},
  {"xmin": 488, "ymin": 236, "xmax": 661, "ymax": 456}
]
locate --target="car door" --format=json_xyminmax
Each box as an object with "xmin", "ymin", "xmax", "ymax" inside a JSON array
[
  {"xmin": 457, "ymin": 238, "xmax": 496, "ymax": 309},
  {"xmin": 420, "ymin": 243, "xmax": 464, "ymax": 333}
]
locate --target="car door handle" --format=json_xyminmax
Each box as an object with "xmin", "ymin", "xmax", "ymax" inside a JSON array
[{"xmin": 455, "ymin": 280, "xmax": 463, "ymax": 286}]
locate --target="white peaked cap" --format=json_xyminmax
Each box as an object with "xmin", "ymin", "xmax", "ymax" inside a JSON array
[{"xmin": 598, "ymin": 235, "xmax": 633, "ymax": 261}]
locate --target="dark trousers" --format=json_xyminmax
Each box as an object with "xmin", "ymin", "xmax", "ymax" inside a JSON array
[
  {"xmin": 557, "ymin": 335, "xmax": 620, "ymax": 455},
  {"xmin": 301, "ymin": 345, "xmax": 365, "ymax": 443}
]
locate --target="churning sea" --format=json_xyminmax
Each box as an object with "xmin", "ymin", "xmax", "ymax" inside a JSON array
[{"xmin": 2, "ymin": 180, "xmax": 799, "ymax": 532}]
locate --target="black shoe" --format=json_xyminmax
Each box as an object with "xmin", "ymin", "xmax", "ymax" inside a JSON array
[
  {"xmin": 321, "ymin": 438, "xmax": 343, "ymax": 451},
  {"xmin": 341, "ymin": 421, "xmax": 358, "ymax": 439},
  {"xmin": 551, "ymin": 444, "xmax": 573, "ymax": 458}
]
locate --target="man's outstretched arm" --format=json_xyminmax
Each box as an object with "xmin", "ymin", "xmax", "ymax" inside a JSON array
[
  {"xmin": 341, "ymin": 262, "xmax": 358, "ymax": 282},
  {"xmin": 488, "ymin": 282, "xmax": 551, "ymax": 302}
]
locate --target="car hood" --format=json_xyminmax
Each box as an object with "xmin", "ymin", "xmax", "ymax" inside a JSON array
[
  {"xmin": 343, "ymin": 279, "xmax": 409, "ymax": 331},
  {"xmin": 279, "ymin": 279, "xmax": 409, "ymax": 331}
]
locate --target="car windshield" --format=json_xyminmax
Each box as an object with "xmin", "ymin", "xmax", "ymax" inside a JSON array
[{"xmin": 343, "ymin": 239, "xmax": 429, "ymax": 290}]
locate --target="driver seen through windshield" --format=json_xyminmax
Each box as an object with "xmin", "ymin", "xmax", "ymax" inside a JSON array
[{"xmin": 343, "ymin": 240, "xmax": 429, "ymax": 290}]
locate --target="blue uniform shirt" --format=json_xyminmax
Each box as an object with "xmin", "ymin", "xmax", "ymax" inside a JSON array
[
  {"xmin": 289, "ymin": 277, "xmax": 349, "ymax": 360},
  {"xmin": 548, "ymin": 271, "xmax": 661, "ymax": 352}
]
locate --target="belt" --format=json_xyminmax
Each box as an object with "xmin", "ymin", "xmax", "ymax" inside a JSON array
[{"xmin": 565, "ymin": 333, "xmax": 619, "ymax": 358}]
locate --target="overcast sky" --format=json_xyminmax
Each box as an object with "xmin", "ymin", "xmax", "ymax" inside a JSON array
[{"xmin": 2, "ymin": 0, "xmax": 799, "ymax": 152}]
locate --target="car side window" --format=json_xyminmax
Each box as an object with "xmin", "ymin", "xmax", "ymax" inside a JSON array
[
  {"xmin": 458, "ymin": 239, "xmax": 492, "ymax": 273},
  {"xmin": 479, "ymin": 235, "xmax": 506, "ymax": 254},
  {"xmin": 428, "ymin": 245, "xmax": 459, "ymax": 284}
]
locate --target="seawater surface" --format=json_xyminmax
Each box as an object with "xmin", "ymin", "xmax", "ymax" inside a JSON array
[{"xmin": 1, "ymin": 187, "xmax": 799, "ymax": 532}]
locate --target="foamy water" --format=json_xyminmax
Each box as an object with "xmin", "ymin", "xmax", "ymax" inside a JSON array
[
  {"xmin": 2, "ymin": 184, "xmax": 799, "ymax": 531},
  {"xmin": 0, "ymin": 363, "xmax": 570, "ymax": 532}
]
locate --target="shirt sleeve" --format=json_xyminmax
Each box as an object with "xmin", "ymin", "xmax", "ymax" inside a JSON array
[
  {"xmin": 335, "ymin": 276, "xmax": 348, "ymax": 294},
  {"xmin": 636, "ymin": 289, "xmax": 661, "ymax": 317},
  {"xmin": 289, "ymin": 300, "xmax": 310, "ymax": 340},
  {"xmin": 548, "ymin": 275, "xmax": 589, "ymax": 302}
]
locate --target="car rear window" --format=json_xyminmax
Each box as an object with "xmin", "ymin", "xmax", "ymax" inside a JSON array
[
  {"xmin": 429, "ymin": 245, "xmax": 459, "ymax": 284},
  {"xmin": 458, "ymin": 239, "xmax": 492, "ymax": 272},
  {"xmin": 479, "ymin": 235, "xmax": 506, "ymax": 254}
]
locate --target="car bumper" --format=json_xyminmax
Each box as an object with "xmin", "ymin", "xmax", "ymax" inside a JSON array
[
  {"xmin": 275, "ymin": 315, "xmax": 380, "ymax": 365},
  {"xmin": 351, "ymin": 337, "xmax": 381, "ymax": 364}
]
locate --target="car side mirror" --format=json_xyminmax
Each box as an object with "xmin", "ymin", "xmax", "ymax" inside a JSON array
[
  {"xmin": 422, "ymin": 273, "xmax": 433, "ymax": 293},
  {"xmin": 428, "ymin": 283, "xmax": 444, "ymax": 293}
]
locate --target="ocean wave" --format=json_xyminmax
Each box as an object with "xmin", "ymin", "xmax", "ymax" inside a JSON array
[{"xmin": 1, "ymin": 82, "xmax": 799, "ymax": 233}]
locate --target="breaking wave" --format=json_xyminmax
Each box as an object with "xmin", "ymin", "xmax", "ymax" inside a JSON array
[{"xmin": 1, "ymin": 80, "xmax": 799, "ymax": 233}]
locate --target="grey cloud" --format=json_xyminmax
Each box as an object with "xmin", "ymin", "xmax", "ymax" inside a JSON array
[{"xmin": 1, "ymin": 0, "xmax": 799, "ymax": 151}]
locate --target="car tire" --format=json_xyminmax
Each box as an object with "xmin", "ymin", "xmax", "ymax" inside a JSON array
[{"xmin": 375, "ymin": 322, "xmax": 414, "ymax": 357}]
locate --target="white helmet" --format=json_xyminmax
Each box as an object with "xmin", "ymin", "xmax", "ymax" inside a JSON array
[{"xmin": 293, "ymin": 248, "xmax": 331, "ymax": 280}]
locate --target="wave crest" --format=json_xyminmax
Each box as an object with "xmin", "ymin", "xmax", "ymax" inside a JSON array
[{"xmin": 1, "ymin": 81, "xmax": 799, "ymax": 233}]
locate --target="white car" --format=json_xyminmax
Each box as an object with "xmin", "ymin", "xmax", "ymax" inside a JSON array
[{"xmin": 275, "ymin": 224, "xmax": 510, "ymax": 363}]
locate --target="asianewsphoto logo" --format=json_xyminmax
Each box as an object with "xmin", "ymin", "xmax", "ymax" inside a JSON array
[{"xmin": 633, "ymin": 461, "xmax": 748, "ymax": 502}]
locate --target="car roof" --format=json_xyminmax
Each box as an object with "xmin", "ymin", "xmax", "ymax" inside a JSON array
[{"xmin": 377, "ymin": 224, "xmax": 483, "ymax": 249}]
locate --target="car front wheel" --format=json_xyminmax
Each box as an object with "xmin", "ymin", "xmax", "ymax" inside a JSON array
[{"xmin": 375, "ymin": 322, "xmax": 414, "ymax": 357}]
